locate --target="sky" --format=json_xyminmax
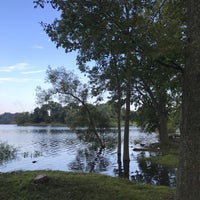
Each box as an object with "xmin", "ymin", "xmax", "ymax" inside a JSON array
[{"xmin": 0, "ymin": 0, "xmax": 80, "ymax": 114}]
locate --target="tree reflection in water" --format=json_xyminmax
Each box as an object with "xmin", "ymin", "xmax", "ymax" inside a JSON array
[
  {"xmin": 69, "ymin": 129, "xmax": 117, "ymax": 173},
  {"xmin": 68, "ymin": 129, "xmax": 177, "ymax": 186},
  {"xmin": 131, "ymin": 152, "xmax": 177, "ymax": 187},
  {"xmin": 69, "ymin": 147, "xmax": 110, "ymax": 173}
]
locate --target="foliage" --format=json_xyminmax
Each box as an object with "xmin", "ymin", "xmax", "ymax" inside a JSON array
[
  {"xmin": 0, "ymin": 171, "xmax": 175, "ymax": 200},
  {"xmin": 33, "ymin": 1, "xmax": 185, "ymax": 146},
  {"xmin": 15, "ymin": 112, "xmax": 31, "ymax": 125},
  {"xmin": 0, "ymin": 142, "xmax": 17, "ymax": 164},
  {"xmin": 31, "ymin": 102, "xmax": 66, "ymax": 124},
  {"xmin": 36, "ymin": 67, "xmax": 89, "ymax": 105},
  {"xmin": 66, "ymin": 103, "xmax": 116, "ymax": 129},
  {"xmin": 135, "ymin": 103, "xmax": 159, "ymax": 133},
  {"xmin": 33, "ymin": 0, "xmax": 163, "ymax": 164},
  {"xmin": 145, "ymin": 154, "xmax": 178, "ymax": 168},
  {"xmin": 35, "ymin": 67, "xmax": 117, "ymax": 133},
  {"xmin": 15, "ymin": 101, "xmax": 116, "ymax": 129},
  {"xmin": 0, "ymin": 113, "xmax": 18, "ymax": 124},
  {"xmin": 167, "ymin": 107, "xmax": 181, "ymax": 135}
]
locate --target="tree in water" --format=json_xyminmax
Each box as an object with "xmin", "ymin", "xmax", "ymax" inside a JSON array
[
  {"xmin": 36, "ymin": 67, "xmax": 105, "ymax": 148},
  {"xmin": 33, "ymin": 0, "xmax": 184, "ymax": 178}
]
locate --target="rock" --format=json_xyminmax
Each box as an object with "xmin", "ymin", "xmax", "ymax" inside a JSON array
[{"xmin": 33, "ymin": 174, "xmax": 49, "ymax": 184}]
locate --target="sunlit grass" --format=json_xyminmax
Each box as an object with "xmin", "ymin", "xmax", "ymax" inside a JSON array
[
  {"xmin": 0, "ymin": 171, "xmax": 175, "ymax": 200},
  {"xmin": 144, "ymin": 154, "xmax": 178, "ymax": 167}
]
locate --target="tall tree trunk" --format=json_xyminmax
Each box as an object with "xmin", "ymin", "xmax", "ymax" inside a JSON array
[
  {"xmin": 157, "ymin": 96, "xmax": 169, "ymax": 144},
  {"xmin": 123, "ymin": 70, "xmax": 131, "ymax": 178},
  {"xmin": 117, "ymin": 100, "xmax": 122, "ymax": 176},
  {"xmin": 176, "ymin": 1, "xmax": 200, "ymax": 199},
  {"xmin": 116, "ymin": 74, "xmax": 122, "ymax": 176}
]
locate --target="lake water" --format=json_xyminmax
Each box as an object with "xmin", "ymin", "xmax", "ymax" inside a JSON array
[{"xmin": 0, "ymin": 125, "xmax": 176, "ymax": 186}]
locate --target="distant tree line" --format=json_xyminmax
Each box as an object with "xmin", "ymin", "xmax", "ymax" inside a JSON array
[
  {"xmin": 14, "ymin": 101, "xmax": 137, "ymax": 128},
  {"xmin": 0, "ymin": 113, "xmax": 19, "ymax": 124},
  {"xmin": 0, "ymin": 102, "xmax": 179, "ymax": 136}
]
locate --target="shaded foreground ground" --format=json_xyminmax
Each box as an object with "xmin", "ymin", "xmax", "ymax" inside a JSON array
[{"xmin": 0, "ymin": 171, "xmax": 175, "ymax": 200}]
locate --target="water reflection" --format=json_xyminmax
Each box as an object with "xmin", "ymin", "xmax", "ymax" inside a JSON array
[
  {"xmin": 69, "ymin": 147, "xmax": 110, "ymax": 173},
  {"xmin": 69, "ymin": 130, "xmax": 117, "ymax": 173},
  {"xmin": 0, "ymin": 125, "xmax": 177, "ymax": 187},
  {"xmin": 131, "ymin": 152, "xmax": 177, "ymax": 187}
]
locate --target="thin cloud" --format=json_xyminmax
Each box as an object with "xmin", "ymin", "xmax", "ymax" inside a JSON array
[
  {"xmin": 32, "ymin": 44, "xmax": 44, "ymax": 49},
  {"xmin": 0, "ymin": 63, "xmax": 29, "ymax": 72},
  {"xmin": 0, "ymin": 77, "xmax": 42, "ymax": 83},
  {"xmin": 21, "ymin": 70, "xmax": 45, "ymax": 74},
  {"xmin": 0, "ymin": 77, "xmax": 30, "ymax": 83}
]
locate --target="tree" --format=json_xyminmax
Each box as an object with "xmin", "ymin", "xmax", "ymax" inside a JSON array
[
  {"xmin": 34, "ymin": 0, "xmax": 149, "ymax": 177},
  {"xmin": 64, "ymin": 103, "xmax": 115, "ymax": 129},
  {"xmin": 36, "ymin": 67, "xmax": 105, "ymax": 148},
  {"xmin": 83, "ymin": 55, "xmax": 127, "ymax": 176},
  {"xmin": 176, "ymin": 1, "xmax": 200, "ymax": 199},
  {"xmin": 0, "ymin": 113, "xmax": 18, "ymax": 124},
  {"xmin": 131, "ymin": 0, "xmax": 184, "ymax": 144},
  {"xmin": 45, "ymin": 101, "xmax": 66, "ymax": 123},
  {"xmin": 34, "ymin": 0, "xmax": 184, "ymax": 177},
  {"xmin": 15, "ymin": 112, "xmax": 31, "ymax": 125},
  {"xmin": 133, "ymin": 59, "xmax": 182, "ymax": 143},
  {"xmin": 31, "ymin": 106, "xmax": 50, "ymax": 123}
]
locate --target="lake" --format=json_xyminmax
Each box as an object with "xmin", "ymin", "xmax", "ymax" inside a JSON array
[{"xmin": 0, "ymin": 125, "xmax": 176, "ymax": 186}]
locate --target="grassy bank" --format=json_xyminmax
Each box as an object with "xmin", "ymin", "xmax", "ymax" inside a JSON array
[
  {"xmin": 138, "ymin": 140, "xmax": 179, "ymax": 167},
  {"xmin": 0, "ymin": 171, "xmax": 175, "ymax": 200},
  {"xmin": 143, "ymin": 154, "xmax": 178, "ymax": 167}
]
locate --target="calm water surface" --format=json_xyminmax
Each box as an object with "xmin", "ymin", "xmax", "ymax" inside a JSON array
[{"xmin": 0, "ymin": 125, "xmax": 176, "ymax": 186}]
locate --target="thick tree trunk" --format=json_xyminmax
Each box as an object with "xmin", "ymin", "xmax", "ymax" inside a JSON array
[{"xmin": 176, "ymin": 1, "xmax": 200, "ymax": 199}]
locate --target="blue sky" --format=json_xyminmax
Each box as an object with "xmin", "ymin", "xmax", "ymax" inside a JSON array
[{"xmin": 0, "ymin": 0, "xmax": 80, "ymax": 114}]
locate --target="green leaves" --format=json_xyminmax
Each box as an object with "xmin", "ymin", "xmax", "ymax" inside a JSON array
[{"xmin": 35, "ymin": 0, "xmax": 184, "ymax": 137}]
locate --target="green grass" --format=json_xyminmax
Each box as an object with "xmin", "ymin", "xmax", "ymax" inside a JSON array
[
  {"xmin": 140, "ymin": 140, "xmax": 179, "ymax": 167},
  {"xmin": 144, "ymin": 154, "xmax": 178, "ymax": 167},
  {"xmin": 0, "ymin": 171, "xmax": 175, "ymax": 200}
]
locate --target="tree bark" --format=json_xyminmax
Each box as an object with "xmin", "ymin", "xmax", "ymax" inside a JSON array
[
  {"xmin": 176, "ymin": 1, "xmax": 200, "ymax": 199},
  {"xmin": 123, "ymin": 70, "xmax": 131, "ymax": 178},
  {"xmin": 117, "ymin": 103, "xmax": 122, "ymax": 176},
  {"xmin": 158, "ymin": 111, "xmax": 169, "ymax": 144},
  {"xmin": 157, "ymin": 95, "xmax": 169, "ymax": 144},
  {"xmin": 116, "ymin": 74, "xmax": 122, "ymax": 176}
]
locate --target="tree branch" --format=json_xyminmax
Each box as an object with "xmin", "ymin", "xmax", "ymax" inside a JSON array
[{"xmin": 156, "ymin": 59, "xmax": 184, "ymax": 73}]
